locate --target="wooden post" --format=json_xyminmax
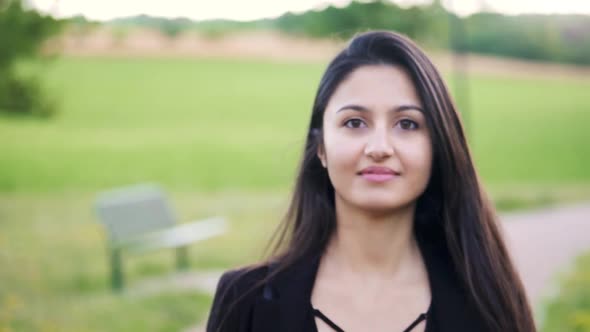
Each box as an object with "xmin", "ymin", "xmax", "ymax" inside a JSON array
[
  {"xmin": 110, "ymin": 248, "xmax": 124, "ymax": 291},
  {"xmin": 176, "ymin": 246, "xmax": 189, "ymax": 270},
  {"xmin": 448, "ymin": 0, "xmax": 472, "ymax": 139}
]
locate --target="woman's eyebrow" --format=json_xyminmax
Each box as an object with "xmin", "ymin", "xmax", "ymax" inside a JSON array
[{"xmin": 336, "ymin": 104, "xmax": 424, "ymax": 113}]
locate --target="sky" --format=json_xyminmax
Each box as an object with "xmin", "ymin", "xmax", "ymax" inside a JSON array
[{"xmin": 30, "ymin": 0, "xmax": 590, "ymax": 21}]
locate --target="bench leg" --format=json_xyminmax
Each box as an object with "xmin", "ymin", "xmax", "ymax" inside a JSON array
[
  {"xmin": 110, "ymin": 248, "xmax": 124, "ymax": 291},
  {"xmin": 176, "ymin": 246, "xmax": 189, "ymax": 270}
]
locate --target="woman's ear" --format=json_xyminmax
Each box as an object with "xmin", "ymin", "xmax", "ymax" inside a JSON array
[{"xmin": 317, "ymin": 144, "xmax": 327, "ymax": 168}]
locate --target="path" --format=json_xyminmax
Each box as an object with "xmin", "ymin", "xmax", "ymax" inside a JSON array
[{"xmin": 502, "ymin": 203, "xmax": 590, "ymax": 316}]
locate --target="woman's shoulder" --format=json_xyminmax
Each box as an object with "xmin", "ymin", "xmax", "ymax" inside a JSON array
[
  {"xmin": 216, "ymin": 262, "xmax": 271, "ymax": 294},
  {"xmin": 206, "ymin": 262, "xmax": 274, "ymax": 332}
]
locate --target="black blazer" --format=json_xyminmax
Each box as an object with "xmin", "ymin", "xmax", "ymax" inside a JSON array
[{"xmin": 206, "ymin": 232, "xmax": 489, "ymax": 332}]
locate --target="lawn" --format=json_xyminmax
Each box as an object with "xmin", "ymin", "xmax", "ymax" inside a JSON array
[
  {"xmin": 0, "ymin": 57, "xmax": 324, "ymax": 192},
  {"xmin": 1, "ymin": 57, "xmax": 589, "ymax": 193},
  {"xmin": 0, "ymin": 56, "xmax": 589, "ymax": 331},
  {"xmin": 0, "ymin": 191, "xmax": 283, "ymax": 331},
  {"xmin": 542, "ymin": 251, "xmax": 590, "ymax": 332}
]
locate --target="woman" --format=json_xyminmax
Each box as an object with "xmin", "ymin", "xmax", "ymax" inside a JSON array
[{"xmin": 206, "ymin": 31, "xmax": 536, "ymax": 332}]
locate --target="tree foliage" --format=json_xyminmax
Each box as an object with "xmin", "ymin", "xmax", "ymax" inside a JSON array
[
  {"xmin": 0, "ymin": 0, "xmax": 62, "ymax": 116},
  {"xmin": 272, "ymin": 0, "xmax": 590, "ymax": 65},
  {"xmin": 105, "ymin": 1, "xmax": 590, "ymax": 65}
]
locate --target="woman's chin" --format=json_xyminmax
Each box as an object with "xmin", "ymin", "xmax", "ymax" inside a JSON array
[{"xmin": 353, "ymin": 196, "xmax": 415, "ymax": 215}]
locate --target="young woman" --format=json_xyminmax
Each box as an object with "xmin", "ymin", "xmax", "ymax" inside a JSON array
[{"xmin": 206, "ymin": 31, "xmax": 536, "ymax": 332}]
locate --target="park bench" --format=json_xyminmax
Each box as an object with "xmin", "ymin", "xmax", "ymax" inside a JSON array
[{"xmin": 95, "ymin": 184, "xmax": 227, "ymax": 291}]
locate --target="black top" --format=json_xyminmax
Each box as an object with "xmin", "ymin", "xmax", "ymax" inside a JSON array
[
  {"xmin": 312, "ymin": 306, "xmax": 428, "ymax": 332},
  {"xmin": 206, "ymin": 229, "xmax": 489, "ymax": 332}
]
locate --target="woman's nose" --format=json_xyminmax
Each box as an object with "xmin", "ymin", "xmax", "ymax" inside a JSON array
[{"xmin": 364, "ymin": 127, "xmax": 394, "ymax": 161}]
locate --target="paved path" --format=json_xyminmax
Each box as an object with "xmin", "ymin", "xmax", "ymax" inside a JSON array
[
  {"xmin": 125, "ymin": 270, "xmax": 223, "ymax": 299},
  {"xmin": 502, "ymin": 203, "xmax": 590, "ymax": 313},
  {"xmin": 181, "ymin": 203, "xmax": 590, "ymax": 331}
]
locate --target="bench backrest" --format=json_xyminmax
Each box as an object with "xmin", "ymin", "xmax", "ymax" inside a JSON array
[{"xmin": 95, "ymin": 184, "xmax": 177, "ymax": 244}]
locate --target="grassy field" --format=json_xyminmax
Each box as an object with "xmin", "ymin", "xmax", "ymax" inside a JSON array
[
  {"xmin": 542, "ymin": 251, "xmax": 590, "ymax": 332},
  {"xmin": 1, "ymin": 57, "xmax": 324, "ymax": 193},
  {"xmin": 1, "ymin": 56, "xmax": 589, "ymax": 331},
  {"xmin": 1, "ymin": 57, "xmax": 589, "ymax": 192},
  {"xmin": 0, "ymin": 191, "xmax": 283, "ymax": 331}
]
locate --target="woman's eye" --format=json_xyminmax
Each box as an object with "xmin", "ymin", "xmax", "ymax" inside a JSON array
[
  {"xmin": 398, "ymin": 119, "xmax": 419, "ymax": 130},
  {"xmin": 344, "ymin": 119, "xmax": 366, "ymax": 128}
]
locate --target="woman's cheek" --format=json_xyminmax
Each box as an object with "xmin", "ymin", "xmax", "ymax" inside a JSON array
[
  {"xmin": 397, "ymin": 139, "xmax": 432, "ymax": 174},
  {"xmin": 409, "ymin": 148, "xmax": 433, "ymax": 185}
]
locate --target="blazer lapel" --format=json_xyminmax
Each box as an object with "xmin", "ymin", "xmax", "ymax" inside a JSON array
[{"xmin": 250, "ymin": 253, "xmax": 322, "ymax": 332}]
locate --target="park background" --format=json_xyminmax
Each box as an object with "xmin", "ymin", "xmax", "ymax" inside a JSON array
[{"xmin": 1, "ymin": 0, "xmax": 589, "ymax": 331}]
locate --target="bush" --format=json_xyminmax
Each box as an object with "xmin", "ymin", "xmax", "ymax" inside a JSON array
[{"xmin": 0, "ymin": 71, "xmax": 57, "ymax": 117}]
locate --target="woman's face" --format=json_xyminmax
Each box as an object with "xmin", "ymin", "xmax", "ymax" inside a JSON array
[{"xmin": 318, "ymin": 65, "xmax": 432, "ymax": 213}]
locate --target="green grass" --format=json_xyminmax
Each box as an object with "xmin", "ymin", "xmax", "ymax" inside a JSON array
[
  {"xmin": 0, "ymin": 191, "xmax": 284, "ymax": 331},
  {"xmin": 542, "ymin": 252, "xmax": 590, "ymax": 332},
  {"xmin": 1, "ymin": 57, "xmax": 324, "ymax": 192},
  {"xmin": 1, "ymin": 57, "xmax": 589, "ymax": 193},
  {"xmin": 469, "ymin": 74, "xmax": 590, "ymax": 185},
  {"xmin": 1, "ymin": 56, "xmax": 589, "ymax": 331},
  {"xmin": 2, "ymin": 291, "xmax": 212, "ymax": 332}
]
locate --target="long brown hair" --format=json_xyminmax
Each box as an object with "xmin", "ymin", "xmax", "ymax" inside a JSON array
[{"xmin": 265, "ymin": 31, "xmax": 535, "ymax": 332}]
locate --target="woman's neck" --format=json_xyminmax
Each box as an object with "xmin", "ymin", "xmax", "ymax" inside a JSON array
[{"xmin": 323, "ymin": 197, "xmax": 421, "ymax": 280}]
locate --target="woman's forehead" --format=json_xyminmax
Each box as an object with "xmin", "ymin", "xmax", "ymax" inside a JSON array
[{"xmin": 326, "ymin": 64, "xmax": 422, "ymax": 112}]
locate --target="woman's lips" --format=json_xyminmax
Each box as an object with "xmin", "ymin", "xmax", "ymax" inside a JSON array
[
  {"xmin": 358, "ymin": 166, "xmax": 400, "ymax": 182},
  {"xmin": 361, "ymin": 173, "xmax": 397, "ymax": 182}
]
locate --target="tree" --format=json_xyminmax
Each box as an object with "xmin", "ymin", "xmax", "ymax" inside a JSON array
[{"xmin": 0, "ymin": 0, "xmax": 63, "ymax": 116}]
